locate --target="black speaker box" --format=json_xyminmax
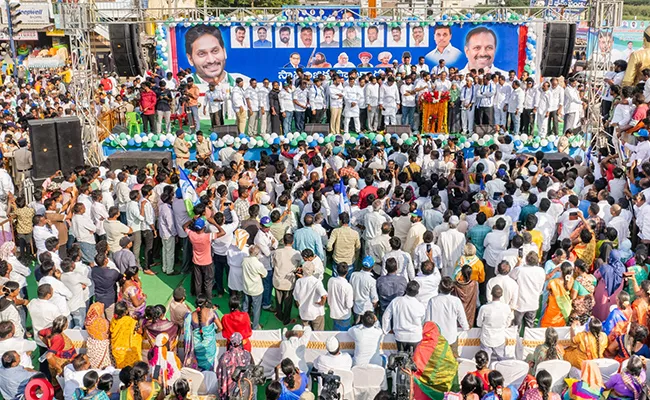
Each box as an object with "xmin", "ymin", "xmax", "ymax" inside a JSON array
[
  {"xmin": 213, "ymin": 125, "xmax": 239, "ymax": 137},
  {"xmin": 540, "ymin": 23, "xmax": 576, "ymax": 78},
  {"xmin": 475, "ymin": 125, "xmax": 497, "ymax": 136},
  {"xmin": 107, "ymin": 151, "xmax": 173, "ymax": 170},
  {"xmin": 109, "ymin": 24, "xmax": 145, "ymax": 77},
  {"xmin": 386, "ymin": 125, "xmax": 411, "ymax": 135},
  {"xmin": 28, "ymin": 119, "xmax": 60, "ymax": 180},
  {"xmin": 56, "ymin": 117, "xmax": 84, "ymax": 173},
  {"xmin": 305, "ymin": 123, "xmax": 329, "ymax": 135}
]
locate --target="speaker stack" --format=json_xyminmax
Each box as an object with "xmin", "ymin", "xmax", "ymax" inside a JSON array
[
  {"xmin": 540, "ymin": 22, "xmax": 576, "ymax": 78},
  {"xmin": 386, "ymin": 125, "xmax": 411, "ymax": 135},
  {"xmin": 109, "ymin": 24, "xmax": 146, "ymax": 77},
  {"xmin": 28, "ymin": 117, "xmax": 84, "ymax": 180}
]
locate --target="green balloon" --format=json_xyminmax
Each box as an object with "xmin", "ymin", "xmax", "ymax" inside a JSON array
[
  {"xmin": 152, "ymin": 134, "xmax": 159, "ymax": 142},
  {"xmin": 459, "ymin": 136, "xmax": 467, "ymax": 143},
  {"xmin": 367, "ymin": 133, "xmax": 376, "ymax": 141},
  {"xmin": 290, "ymin": 140, "xmax": 298, "ymax": 147},
  {"xmin": 119, "ymin": 133, "xmax": 127, "ymax": 140},
  {"xmin": 111, "ymin": 140, "xmax": 118, "ymax": 147},
  {"xmin": 263, "ymin": 142, "xmax": 270, "ymax": 148},
  {"xmin": 146, "ymin": 141, "xmax": 154, "ymax": 148}
]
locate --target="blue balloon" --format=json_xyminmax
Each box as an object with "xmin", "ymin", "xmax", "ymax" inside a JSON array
[
  {"xmin": 163, "ymin": 140, "xmax": 171, "ymax": 147},
  {"xmin": 210, "ymin": 132, "xmax": 218, "ymax": 141},
  {"xmin": 239, "ymin": 133, "xmax": 246, "ymax": 139},
  {"xmin": 135, "ymin": 140, "xmax": 142, "ymax": 147},
  {"xmin": 128, "ymin": 139, "xmax": 135, "ymax": 146},
  {"xmin": 156, "ymin": 45, "xmax": 162, "ymax": 50},
  {"xmin": 273, "ymin": 138, "xmax": 281, "ymax": 145},
  {"xmin": 104, "ymin": 138, "xmax": 111, "ymax": 144},
  {"xmin": 514, "ymin": 140, "xmax": 523, "ymax": 147},
  {"xmin": 310, "ymin": 140, "xmax": 318, "ymax": 147},
  {"xmin": 140, "ymin": 132, "xmax": 147, "ymax": 137}
]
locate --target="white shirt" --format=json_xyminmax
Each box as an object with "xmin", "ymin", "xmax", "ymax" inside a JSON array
[
  {"xmin": 39, "ymin": 276, "xmax": 72, "ymax": 317},
  {"xmin": 343, "ymin": 85, "xmax": 363, "ymax": 117},
  {"xmin": 507, "ymin": 87, "xmax": 525, "ymax": 113},
  {"xmin": 382, "ymin": 295, "xmax": 426, "ymax": 343},
  {"xmin": 477, "ymin": 300, "xmax": 513, "ymax": 347},
  {"xmin": 293, "ymin": 87, "xmax": 309, "ymax": 112},
  {"xmin": 279, "ymin": 89, "xmax": 295, "ymax": 113},
  {"xmin": 60, "ymin": 271, "xmax": 92, "ymax": 312},
  {"xmin": 524, "ymin": 86, "xmax": 538, "ymax": 109},
  {"xmin": 425, "ymin": 293, "xmax": 469, "ymax": 344},
  {"xmin": 412, "ymin": 270, "xmax": 441, "ymax": 306},
  {"xmin": 33, "ymin": 224, "xmax": 58, "ymax": 256},
  {"xmin": 308, "ymin": 85, "xmax": 326, "ymax": 110},
  {"xmin": 365, "ymin": 83, "xmax": 380, "ymax": 107},
  {"xmin": 486, "ymin": 274, "xmax": 519, "ymax": 310},
  {"xmin": 348, "ymin": 323, "xmax": 383, "ymax": 366},
  {"xmin": 280, "ymin": 326, "xmax": 312, "ymax": 372},
  {"xmin": 71, "ymin": 214, "xmax": 96, "ymax": 244},
  {"xmin": 231, "ymin": 86, "xmax": 246, "ymax": 111},
  {"xmin": 363, "ymin": 210, "xmax": 391, "ymax": 241},
  {"xmin": 564, "ymin": 85, "xmax": 582, "ymax": 114},
  {"xmin": 350, "ymin": 270, "xmax": 378, "ymax": 314},
  {"xmin": 483, "ymin": 230, "xmax": 509, "ymax": 268},
  {"xmin": 327, "ymin": 276, "xmax": 354, "ymax": 320},
  {"xmin": 558, "ymin": 208, "xmax": 581, "ymax": 240},
  {"xmin": 548, "ymin": 85, "xmax": 564, "ymax": 111},
  {"xmin": 226, "ymin": 245, "xmax": 246, "ymax": 292},
  {"xmin": 313, "ymin": 352, "xmax": 353, "ymax": 373},
  {"xmin": 608, "ymin": 215, "xmax": 630, "ymax": 242},
  {"xmin": 400, "ymin": 83, "xmax": 416, "ymax": 107},
  {"xmin": 245, "ymin": 86, "xmax": 260, "ymax": 112},
  {"xmin": 477, "ymin": 82, "xmax": 496, "ymax": 107},
  {"xmin": 242, "ymin": 256, "xmax": 267, "ymax": 297},
  {"xmin": 63, "ymin": 364, "xmax": 116, "ymax": 400},
  {"xmin": 27, "ymin": 298, "xmax": 63, "ymax": 346},
  {"xmin": 379, "ymin": 84, "xmax": 400, "ymax": 115},
  {"xmin": 510, "ymin": 265, "xmax": 546, "ymax": 312},
  {"xmin": 91, "ymin": 202, "xmax": 108, "ymax": 236},
  {"xmin": 329, "ymin": 84, "xmax": 345, "ymax": 109},
  {"xmin": 293, "ymin": 275, "xmax": 327, "ymax": 321},
  {"xmin": 0, "ymin": 337, "xmax": 36, "ymax": 368}
]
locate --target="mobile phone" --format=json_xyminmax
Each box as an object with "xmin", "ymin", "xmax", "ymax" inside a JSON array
[
  {"xmin": 153, "ymin": 365, "xmax": 161, "ymax": 380},
  {"xmin": 38, "ymin": 352, "xmax": 49, "ymax": 364},
  {"xmin": 518, "ymin": 248, "xmax": 523, "ymax": 258}
]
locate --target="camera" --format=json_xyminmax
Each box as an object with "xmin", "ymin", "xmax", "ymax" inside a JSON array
[
  {"xmin": 387, "ymin": 352, "xmax": 417, "ymax": 400},
  {"xmin": 230, "ymin": 365, "xmax": 265, "ymax": 400},
  {"xmin": 311, "ymin": 370, "xmax": 341, "ymax": 400}
]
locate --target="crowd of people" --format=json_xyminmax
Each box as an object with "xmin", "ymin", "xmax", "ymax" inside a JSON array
[{"xmin": 0, "ymin": 47, "xmax": 650, "ymax": 400}]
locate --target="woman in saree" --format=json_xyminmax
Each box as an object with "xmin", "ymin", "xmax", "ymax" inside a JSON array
[
  {"xmin": 110, "ymin": 301, "xmax": 143, "ymax": 369},
  {"xmin": 469, "ymin": 350, "xmax": 491, "ymax": 395},
  {"xmin": 453, "ymin": 244, "xmax": 485, "ymax": 284},
  {"xmin": 73, "ymin": 371, "xmax": 110, "ymax": 400},
  {"xmin": 572, "ymin": 224, "xmax": 597, "ymax": 270},
  {"xmin": 540, "ymin": 262, "xmax": 574, "ymax": 327},
  {"xmin": 630, "ymin": 279, "xmax": 650, "ymax": 327},
  {"xmin": 183, "ymin": 294, "xmax": 223, "ymax": 371},
  {"xmin": 275, "ymin": 358, "xmax": 308, "ymax": 400},
  {"xmin": 85, "ymin": 302, "xmax": 112, "ymax": 369},
  {"xmin": 603, "ymin": 291, "xmax": 633, "ymax": 341},
  {"xmin": 452, "ymin": 264, "xmax": 479, "ymax": 326},
  {"xmin": 482, "ymin": 371, "xmax": 519, "ymax": 400},
  {"xmin": 626, "ymin": 251, "xmax": 648, "ymax": 301},
  {"xmin": 148, "ymin": 333, "xmax": 181, "ymax": 388},
  {"xmin": 604, "ymin": 355, "xmax": 646, "ymax": 400},
  {"xmin": 606, "ymin": 324, "xmax": 650, "ymax": 363},
  {"xmin": 564, "ymin": 360, "xmax": 603, "ymax": 400},
  {"xmin": 569, "ymin": 259, "xmax": 597, "ymax": 324},
  {"xmin": 119, "ymin": 266, "xmax": 146, "ymax": 319},
  {"xmin": 142, "ymin": 305, "xmax": 179, "ymax": 353},
  {"xmin": 40, "ymin": 315, "xmax": 78, "ymax": 378},
  {"xmin": 521, "ymin": 370, "xmax": 560, "ymax": 400},
  {"xmin": 444, "ymin": 374, "xmax": 482, "ymax": 400},
  {"xmin": 593, "ymin": 251, "xmax": 627, "ymax": 321},
  {"xmin": 564, "ymin": 318, "xmax": 608, "ymax": 370},
  {"xmin": 526, "ymin": 328, "xmax": 564, "ymax": 375},
  {"xmin": 120, "ymin": 361, "xmax": 164, "ymax": 400}
]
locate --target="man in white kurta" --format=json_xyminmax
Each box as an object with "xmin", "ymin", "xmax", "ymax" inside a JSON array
[{"xmin": 437, "ymin": 216, "xmax": 466, "ymax": 277}]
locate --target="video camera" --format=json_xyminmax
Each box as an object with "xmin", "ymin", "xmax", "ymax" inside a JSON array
[
  {"xmin": 387, "ymin": 352, "xmax": 418, "ymax": 400},
  {"xmin": 310, "ymin": 370, "xmax": 341, "ymax": 400},
  {"xmin": 230, "ymin": 364, "xmax": 265, "ymax": 400}
]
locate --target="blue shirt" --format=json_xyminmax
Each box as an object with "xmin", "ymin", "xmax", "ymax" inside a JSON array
[
  {"xmin": 293, "ymin": 226, "xmax": 325, "ymax": 260},
  {"xmin": 467, "ymin": 224, "xmax": 492, "ymax": 260},
  {"xmin": 376, "ymin": 274, "xmax": 407, "ymax": 311},
  {"xmin": 253, "ymin": 40, "xmax": 272, "ymax": 48},
  {"xmin": 578, "ymin": 200, "xmax": 591, "ymax": 217},
  {"xmin": 279, "ymin": 372, "xmax": 309, "ymax": 400},
  {"xmin": 0, "ymin": 366, "xmax": 37, "ymax": 400}
]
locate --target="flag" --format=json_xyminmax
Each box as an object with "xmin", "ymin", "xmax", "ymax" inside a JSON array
[
  {"xmin": 178, "ymin": 167, "xmax": 199, "ymax": 216},
  {"xmin": 338, "ymin": 177, "xmax": 350, "ymax": 215}
]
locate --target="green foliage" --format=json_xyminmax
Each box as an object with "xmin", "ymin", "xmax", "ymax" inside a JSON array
[
  {"xmin": 199, "ymin": 0, "xmax": 296, "ymax": 7},
  {"xmin": 622, "ymin": 5, "xmax": 650, "ymax": 20}
]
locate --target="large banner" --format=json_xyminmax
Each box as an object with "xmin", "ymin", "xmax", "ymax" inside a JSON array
[
  {"xmin": 586, "ymin": 20, "xmax": 650, "ymax": 63},
  {"xmin": 171, "ymin": 22, "xmax": 523, "ymax": 86}
]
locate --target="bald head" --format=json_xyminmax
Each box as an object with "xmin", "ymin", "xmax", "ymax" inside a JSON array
[
  {"xmin": 610, "ymin": 204, "xmax": 621, "ymax": 216},
  {"xmin": 373, "ymin": 199, "xmax": 383, "ymax": 211}
]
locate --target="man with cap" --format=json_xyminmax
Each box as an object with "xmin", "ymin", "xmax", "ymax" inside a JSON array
[
  {"xmin": 184, "ymin": 215, "xmax": 226, "ymax": 297},
  {"xmin": 254, "ymin": 215, "xmax": 278, "ymax": 311},
  {"xmin": 293, "ymin": 261, "xmax": 327, "ymax": 330},
  {"xmin": 308, "ymin": 78, "xmax": 326, "ymax": 124},
  {"xmin": 382, "ymin": 280, "xmax": 426, "ymax": 353},
  {"xmin": 357, "ymin": 52, "xmax": 373, "ymax": 68},
  {"xmin": 404, "ymin": 210, "xmax": 426, "ymax": 256},
  {"xmin": 113, "ymin": 236, "xmax": 136, "ymax": 274},
  {"xmin": 350, "ymin": 256, "xmax": 379, "ymax": 323},
  {"xmin": 280, "ymin": 324, "xmax": 313, "ymax": 372},
  {"xmin": 625, "ymin": 129, "xmax": 650, "ymax": 168},
  {"xmin": 173, "ymin": 130, "xmax": 190, "ymax": 169},
  {"xmin": 313, "ymin": 336, "xmax": 353, "ymax": 372},
  {"xmin": 219, "ymin": 136, "xmax": 236, "ymax": 164},
  {"xmin": 195, "ymin": 131, "xmax": 213, "ymax": 163},
  {"xmin": 13, "ymin": 139, "xmax": 31, "ymax": 185},
  {"xmin": 438, "ymin": 215, "xmax": 466, "ymax": 277}
]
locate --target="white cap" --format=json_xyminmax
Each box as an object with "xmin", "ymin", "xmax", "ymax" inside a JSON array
[
  {"xmin": 529, "ymin": 164, "xmax": 538, "ymax": 173},
  {"xmin": 326, "ymin": 337, "xmax": 340, "ymax": 353},
  {"xmin": 449, "ymin": 215, "xmax": 460, "ymax": 225},
  {"xmin": 261, "ymin": 194, "xmax": 271, "ymax": 204},
  {"xmin": 225, "ymin": 136, "xmax": 234, "ymax": 145},
  {"xmin": 291, "ymin": 324, "xmax": 304, "ymax": 332}
]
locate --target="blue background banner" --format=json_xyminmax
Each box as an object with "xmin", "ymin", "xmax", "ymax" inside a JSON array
[{"xmin": 173, "ymin": 22, "xmax": 522, "ymax": 84}]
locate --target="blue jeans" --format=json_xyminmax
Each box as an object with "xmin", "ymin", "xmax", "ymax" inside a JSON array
[
  {"xmin": 189, "ymin": 105, "xmax": 200, "ymax": 132},
  {"xmin": 294, "ymin": 111, "xmax": 305, "ymax": 132},
  {"xmin": 401, "ymin": 106, "xmax": 415, "ymax": 130},
  {"xmin": 71, "ymin": 307, "xmax": 87, "ymax": 328},
  {"xmin": 262, "ymin": 269, "xmax": 273, "ymax": 308},
  {"xmin": 282, "ymin": 111, "xmax": 294, "ymax": 134},
  {"xmin": 333, "ymin": 317, "xmax": 351, "ymax": 331},
  {"xmin": 243, "ymin": 293, "xmax": 263, "ymax": 329}
]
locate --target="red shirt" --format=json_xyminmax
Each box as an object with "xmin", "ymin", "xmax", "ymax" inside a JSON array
[
  {"xmin": 100, "ymin": 78, "xmax": 113, "ymax": 92},
  {"xmin": 359, "ymin": 185, "xmax": 378, "ymax": 209},
  {"xmin": 221, "ymin": 311, "xmax": 253, "ymax": 351}
]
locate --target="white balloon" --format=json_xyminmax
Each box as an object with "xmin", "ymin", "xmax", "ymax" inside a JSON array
[
  {"xmin": 241, "ymin": 138, "xmax": 249, "ymax": 145},
  {"xmin": 306, "ymin": 135, "xmax": 313, "ymax": 143},
  {"xmin": 513, "ymin": 135, "xmax": 521, "ymax": 141},
  {"xmin": 547, "ymin": 135, "xmax": 556, "ymax": 143},
  {"xmin": 317, "ymin": 137, "xmax": 324, "ymax": 144},
  {"xmin": 532, "ymin": 142, "xmax": 540, "ymax": 149},
  {"xmin": 343, "ymin": 133, "xmax": 351, "ymax": 140},
  {"xmin": 216, "ymin": 139, "xmax": 224, "ymax": 147},
  {"xmin": 120, "ymin": 139, "xmax": 128, "ymax": 146},
  {"xmin": 464, "ymin": 142, "xmax": 471, "ymax": 148},
  {"xmin": 521, "ymin": 134, "xmax": 528, "ymax": 142},
  {"xmin": 375, "ymin": 134, "xmax": 384, "ymax": 143},
  {"xmin": 166, "ymin": 133, "xmax": 175, "ymax": 142},
  {"xmin": 270, "ymin": 133, "xmax": 278, "ymax": 139},
  {"xmin": 477, "ymin": 138, "xmax": 485, "ymax": 146},
  {"xmin": 541, "ymin": 139, "xmax": 549, "ymax": 147},
  {"xmin": 397, "ymin": 139, "xmax": 404, "ymax": 145},
  {"xmin": 257, "ymin": 139, "xmax": 265, "ymax": 147},
  {"xmin": 134, "ymin": 136, "xmax": 142, "ymax": 144},
  {"xmin": 141, "ymin": 135, "xmax": 149, "ymax": 143},
  {"xmin": 471, "ymin": 133, "xmax": 479, "ymax": 141},
  {"xmin": 156, "ymin": 140, "xmax": 164, "ymax": 147},
  {"xmin": 401, "ymin": 133, "xmax": 409, "ymax": 141}
]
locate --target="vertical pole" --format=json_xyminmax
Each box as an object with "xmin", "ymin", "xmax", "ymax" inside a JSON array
[{"xmin": 5, "ymin": 0, "xmax": 17, "ymax": 78}]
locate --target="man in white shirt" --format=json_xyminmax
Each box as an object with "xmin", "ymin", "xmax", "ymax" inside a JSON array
[
  {"xmin": 380, "ymin": 76, "xmax": 400, "ymax": 126},
  {"xmin": 33, "ymin": 215, "xmax": 59, "ymax": 257},
  {"xmin": 413, "ymin": 260, "xmax": 441, "ymax": 306},
  {"xmin": 437, "ymin": 216, "xmax": 466, "ymax": 277},
  {"xmin": 510, "ymin": 252, "xmax": 546, "ymax": 329},
  {"xmin": 426, "ymin": 277, "xmax": 469, "ymax": 356},
  {"xmin": 493, "ymin": 75, "xmax": 512, "ymax": 132},
  {"xmin": 329, "ymin": 75, "xmax": 345, "ymax": 135},
  {"xmin": 308, "ymin": 78, "xmax": 326, "ymax": 124},
  {"xmin": 0, "ymin": 321, "xmax": 36, "ymax": 369},
  {"xmin": 292, "ymin": 79, "xmax": 309, "ymax": 133},
  {"xmin": 327, "ymin": 263, "xmax": 354, "ymax": 331},
  {"xmin": 313, "ymin": 337, "xmax": 353, "ymax": 372},
  {"xmin": 279, "ymin": 82, "xmax": 295, "ymax": 135},
  {"xmin": 486, "ymin": 261, "xmax": 519, "ymax": 310},
  {"xmin": 253, "ymin": 216, "xmax": 278, "ymax": 310},
  {"xmin": 350, "ymin": 256, "xmax": 379, "ymax": 323},
  {"xmin": 563, "ymin": 78, "xmax": 582, "ymax": 133},
  {"xmin": 242, "ymin": 245, "xmax": 268, "ymax": 330},
  {"xmin": 280, "ymin": 325, "xmax": 312, "ymax": 372},
  {"xmin": 400, "ymin": 76, "xmax": 417, "ymax": 130},
  {"xmin": 382, "ymin": 280, "xmax": 426, "ymax": 353},
  {"xmin": 343, "ymin": 77, "xmax": 363, "ymax": 134},
  {"xmin": 348, "ymin": 311, "xmax": 383, "ymax": 366},
  {"xmin": 521, "ymin": 79, "xmax": 538, "ymax": 135},
  {"xmin": 365, "ymin": 76, "xmax": 380, "ymax": 131},
  {"xmin": 28, "ymin": 284, "xmax": 64, "ymax": 347},
  {"xmin": 477, "ymin": 285, "xmax": 513, "ymax": 361},
  {"xmin": 293, "ymin": 261, "xmax": 327, "ymax": 331},
  {"xmin": 547, "ymin": 78, "xmax": 564, "ymax": 136},
  {"xmin": 257, "ymin": 79, "xmax": 271, "ymax": 134},
  {"xmin": 476, "ymin": 74, "xmax": 496, "ymax": 125},
  {"xmin": 62, "ymin": 355, "xmax": 116, "ymax": 400},
  {"xmin": 535, "ymin": 81, "xmax": 552, "ymax": 137},
  {"xmin": 60, "ymin": 259, "xmax": 91, "ymax": 328},
  {"xmin": 461, "ymin": 77, "xmax": 477, "ymax": 134},
  {"xmin": 232, "ymin": 78, "xmax": 248, "ymax": 134},
  {"xmin": 203, "ymin": 82, "xmax": 224, "ymax": 129},
  {"xmin": 39, "ymin": 259, "xmax": 72, "ymax": 319},
  {"xmin": 245, "ymin": 78, "xmax": 261, "ymax": 135},
  {"xmin": 507, "ymin": 80, "xmax": 525, "ymax": 134}
]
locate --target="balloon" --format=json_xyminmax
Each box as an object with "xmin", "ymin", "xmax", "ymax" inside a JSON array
[
  {"xmin": 156, "ymin": 140, "xmax": 164, "ymax": 147},
  {"xmin": 110, "ymin": 140, "xmax": 118, "ymax": 147},
  {"xmin": 152, "ymin": 134, "xmax": 159, "ymax": 142},
  {"xmin": 128, "ymin": 139, "xmax": 135, "ymax": 146},
  {"xmin": 119, "ymin": 133, "xmax": 127, "ymax": 140},
  {"xmin": 471, "ymin": 133, "xmax": 479, "ymax": 141},
  {"xmin": 120, "ymin": 139, "xmax": 128, "ymax": 147},
  {"xmin": 146, "ymin": 141, "xmax": 154, "ymax": 148},
  {"xmin": 514, "ymin": 140, "xmax": 523, "ymax": 148},
  {"xmin": 400, "ymin": 133, "xmax": 409, "ymax": 141},
  {"xmin": 210, "ymin": 132, "xmax": 218, "ymax": 141},
  {"xmin": 464, "ymin": 142, "xmax": 471, "ymax": 148}
]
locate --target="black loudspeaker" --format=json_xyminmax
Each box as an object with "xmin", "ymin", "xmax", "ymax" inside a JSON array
[
  {"xmin": 28, "ymin": 120, "xmax": 60, "ymax": 180},
  {"xmin": 213, "ymin": 125, "xmax": 239, "ymax": 137},
  {"xmin": 386, "ymin": 125, "xmax": 411, "ymax": 135},
  {"xmin": 540, "ymin": 23, "xmax": 576, "ymax": 78},
  {"xmin": 56, "ymin": 117, "xmax": 84, "ymax": 172},
  {"xmin": 475, "ymin": 125, "xmax": 497, "ymax": 136},
  {"xmin": 108, "ymin": 151, "xmax": 173, "ymax": 170},
  {"xmin": 305, "ymin": 123, "xmax": 329, "ymax": 135},
  {"xmin": 109, "ymin": 24, "xmax": 145, "ymax": 77}
]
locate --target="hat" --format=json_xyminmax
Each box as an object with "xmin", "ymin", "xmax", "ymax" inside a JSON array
[
  {"xmin": 378, "ymin": 51, "xmax": 392, "ymax": 61},
  {"xmin": 635, "ymin": 129, "xmax": 649, "ymax": 138},
  {"xmin": 260, "ymin": 194, "xmax": 271, "ymax": 205},
  {"xmin": 449, "ymin": 215, "xmax": 460, "ymax": 225},
  {"xmin": 399, "ymin": 203, "xmax": 410, "ymax": 215},
  {"xmin": 176, "ymin": 129, "xmax": 185, "ymax": 136},
  {"xmin": 194, "ymin": 218, "xmax": 206, "ymax": 230},
  {"xmin": 225, "ymin": 136, "xmax": 234, "ymax": 145},
  {"xmin": 291, "ymin": 324, "xmax": 304, "ymax": 332},
  {"xmin": 119, "ymin": 237, "xmax": 132, "ymax": 248},
  {"xmin": 362, "ymin": 255, "xmax": 374, "ymax": 268},
  {"xmin": 260, "ymin": 216, "xmax": 272, "ymax": 227},
  {"xmin": 528, "ymin": 164, "xmax": 538, "ymax": 173},
  {"xmin": 326, "ymin": 337, "xmax": 340, "ymax": 353},
  {"xmin": 410, "ymin": 210, "xmax": 423, "ymax": 218},
  {"xmin": 358, "ymin": 51, "xmax": 372, "ymax": 60}
]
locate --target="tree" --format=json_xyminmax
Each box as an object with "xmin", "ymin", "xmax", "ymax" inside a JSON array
[{"xmin": 199, "ymin": 0, "xmax": 296, "ymax": 7}]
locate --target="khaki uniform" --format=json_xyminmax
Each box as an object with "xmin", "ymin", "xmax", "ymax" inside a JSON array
[{"xmin": 173, "ymin": 137, "xmax": 190, "ymax": 168}]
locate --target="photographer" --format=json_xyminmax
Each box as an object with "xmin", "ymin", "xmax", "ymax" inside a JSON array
[{"xmin": 274, "ymin": 358, "xmax": 309, "ymax": 399}]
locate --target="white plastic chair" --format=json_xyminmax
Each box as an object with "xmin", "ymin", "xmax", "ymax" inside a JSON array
[
  {"xmin": 537, "ymin": 360, "xmax": 572, "ymax": 393},
  {"xmin": 492, "ymin": 360, "xmax": 529, "ymax": 388},
  {"xmin": 457, "ymin": 358, "xmax": 478, "ymax": 381},
  {"xmin": 331, "ymin": 369, "xmax": 355, "ymax": 400},
  {"xmin": 352, "ymin": 365, "xmax": 388, "ymax": 400},
  {"xmin": 621, "ymin": 358, "xmax": 629, "ymax": 373},
  {"xmin": 180, "ymin": 367, "xmax": 205, "ymax": 395},
  {"xmin": 200, "ymin": 371, "xmax": 219, "ymax": 395},
  {"xmin": 593, "ymin": 358, "xmax": 621, "ymax": 382}
]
